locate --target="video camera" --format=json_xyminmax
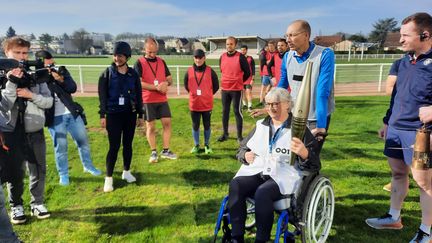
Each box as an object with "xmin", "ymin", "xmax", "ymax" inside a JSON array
[{"xmin": 0, "ymin": 58, "xmax": 50, "ymax": 88}]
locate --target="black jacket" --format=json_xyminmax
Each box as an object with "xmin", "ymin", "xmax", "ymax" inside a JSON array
[
  {"xmin": 45, "ymin": 68, "xmax": 81, "ymax": 127},
  {"xmin": 98, "ymin": 64, "xmax": 143, "ymax": 118}
]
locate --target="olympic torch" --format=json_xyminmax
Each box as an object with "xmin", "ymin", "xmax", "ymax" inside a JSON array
[
  {"xmin": 290, "ymin": 61, "xmax": 313, "ymax": 165},
  {"xmin": 412, "ymin": 125, "xmax": 431, "ymax": 170}
]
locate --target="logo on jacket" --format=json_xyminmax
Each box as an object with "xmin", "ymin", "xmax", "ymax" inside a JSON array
[
  {"xmin": 275, "ymin": 147, "xmax": 290, "ymax": 154},
  {"xmin": 424, "ymin": 58, "xmax": 432, "ymax": 66}
]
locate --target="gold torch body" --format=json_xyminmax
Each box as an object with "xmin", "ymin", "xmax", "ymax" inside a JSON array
[
  {"xmin": 412, "ymin": 126, "xmax": 431, "ymax": 170},
  {"xmin": 290, "ymin": 61, "xmax": 313, "ymax": 165}
]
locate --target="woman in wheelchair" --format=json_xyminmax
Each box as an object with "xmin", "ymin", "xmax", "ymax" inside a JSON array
[{"xmin": 228, "ymin": 88, "xmax": 321, "ymax": 243}]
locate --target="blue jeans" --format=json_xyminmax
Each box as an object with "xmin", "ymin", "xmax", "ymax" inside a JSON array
[
  {"xmin": 0, "ymin": 179, "xmax": 20, "ymax": 243},
  {"xmin": 48, "ymin": 114, "xmax": 94, "ymax": 177}
]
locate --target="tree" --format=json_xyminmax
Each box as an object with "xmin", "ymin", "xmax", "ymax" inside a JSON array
[
  {"xmin": 6, "ymin": 26, "xmax": 16, "ymax": 38},
  {"xmin": 349, "ymin": 33, "xmax": 367, "ymax": 43},
  {"xmin": 71, "ymin": 28, "xmax": 93, "ymax": 54},
  {"xmin": 30, "ymin": 33, "xmax": 36, "ymax": 40},
  {"xmin": 62, "ymin": 33, "xmax": 70, "ymax": 40},
  {"xmin": 369, "ymin": 18, "xmax": 398, "ymax": 48},
  {"xmin": 39, "ymin": 33, "xmax": 53, "ymax": 48}
]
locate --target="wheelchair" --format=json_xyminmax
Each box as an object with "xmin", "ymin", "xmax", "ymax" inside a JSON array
[{"xmin": 213, "ymin": 172, "xmax": 335, "ymax": 243}]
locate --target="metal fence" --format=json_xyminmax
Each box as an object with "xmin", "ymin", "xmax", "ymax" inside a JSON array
[
  {"xmin": 335, "ymin": 53, "xmax": 404, "ymax": 60},
  {"xmin": 65, "ymin": 63, "xmax": 394, "ymax": 96}
]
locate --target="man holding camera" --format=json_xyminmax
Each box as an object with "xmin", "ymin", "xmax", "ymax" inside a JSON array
[
  {"xmin": 0, "ymin": 37, "xmax": 53, "ymax": 224},
  {"xmin": 0, "ymin": 41, "xmax": 22, "ymax": 242},
  {"xmin": 40, "ymin": 51, "xmax": 101, "ymax": 186}
]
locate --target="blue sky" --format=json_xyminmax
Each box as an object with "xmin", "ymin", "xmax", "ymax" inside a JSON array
[{"xmin": 1, "ymin": 0, "xmax": 431, "ymax": 38}]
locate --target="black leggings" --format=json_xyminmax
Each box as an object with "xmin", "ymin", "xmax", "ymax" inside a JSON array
[
  {"xmin": 105, "ymin": 112, "xmax": 137, "ymax": 176},
  {"xmin": 228, "ymin": 174, "xmax": 282, "ymax": 241},
  {"xmin": 221, "ymin": 90, "xmax": 243, "ymax": 138},
  {"xmin": 190, "ymin": 111, "xmax": 211, "ymax": 131}
]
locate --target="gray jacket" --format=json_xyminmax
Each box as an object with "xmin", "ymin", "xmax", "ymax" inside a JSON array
[
  {"xmin": 0, "ymin": 81, "xmax": 18, "ymax": 132},
  {"xmin": 0, "ymin": 82, "xmax": 53, "ymax": 133}
]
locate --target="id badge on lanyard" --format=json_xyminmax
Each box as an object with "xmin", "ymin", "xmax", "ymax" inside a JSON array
[
  {"xmin": 264, "ymin": 121, "xmax": 286, "ymax": 176},
  {"xmin": 197, "ymin": 89, "xmax": 202, "ymax": 96},
  {"xmin": 119, "ymin": 95, "xmax": 125, "ymax": 105},
  {"xmin": 263, "ymin": 154, "xmax": 277, "ymax": 176},
  {"xmin": 153, "ymin": 80, "xmax": 159, "ymax": 86}
]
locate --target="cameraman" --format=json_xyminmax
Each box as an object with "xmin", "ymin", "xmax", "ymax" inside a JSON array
[
  {"xmin": 1, "ymin": 37, "xmax": 53, "ymax": 224},
  {"xmin": 40, "ymin": 50, "xmax": 101, "ymax": 186},
  {"xmin": 0, "ymin": 45, "xmax": 21, "ymax": 242}
]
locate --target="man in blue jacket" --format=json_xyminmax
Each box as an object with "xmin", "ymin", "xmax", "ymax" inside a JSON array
[{"xmin": 366, "ymin": 12, "xmax": 432, "ymax": 243}]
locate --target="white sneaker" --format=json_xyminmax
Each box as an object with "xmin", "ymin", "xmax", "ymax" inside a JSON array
[
  {"xmin": 122, "ymin": 170, "xmax": 136, "ymax": 183},
  {"xmin": 31, "ymin": 204, "xmax": 51, "ymax": 219},
  {"xmin": 104, "ymin": 177, "xmax": 113, "ymax": 192},
  {"xmin": 149, "ymin": 151, "xmax": 158, "ymax": 163},
  {"xmin": 10, "ymin": 205, "xmax": 26, "ymax": 224},
  {"xmin": 365, "ymin": 213, "xmax": 403, "ymax": 230},
  {"xmin": 409, "ymin": 229, "xmax": 431, "ymax": 243}
]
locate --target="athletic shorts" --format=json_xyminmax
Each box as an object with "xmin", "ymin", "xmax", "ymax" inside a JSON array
[
  {"xmin": 244, "ymin": 84, "xmax": 252, "ymax": 90},
  {"xmin": 143, "ymin": 102, "xmax": 172, "ymax": 121},
  {"xmin": 261, "ymin": 75, "xmax": 271, "ymax": 86},
  {"xmin": 383, "ymin": 125, "xmax": 416, "ymax": 165}
]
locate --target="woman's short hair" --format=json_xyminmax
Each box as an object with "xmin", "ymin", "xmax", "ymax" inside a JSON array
[{"xmin": 265, "ymin": 87, "xmax": 292, "ymax": 103}]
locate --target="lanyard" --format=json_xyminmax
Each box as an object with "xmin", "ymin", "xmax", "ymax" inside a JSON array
[
  {"xmin": 268, "ymin": 120, "xmax": 288, "ymax": 153},
  {"xmin": 145, "ymin": 58, "xmax": 159, "ymax": 79},
  {"xmin": 193, "ymin": 68, "xmax": 206, "ymax": 88}
]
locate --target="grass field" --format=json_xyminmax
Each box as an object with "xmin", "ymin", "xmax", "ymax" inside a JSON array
[{"xmin": 6, "ymin": 95, "xmax": 424, "ymax": 243}]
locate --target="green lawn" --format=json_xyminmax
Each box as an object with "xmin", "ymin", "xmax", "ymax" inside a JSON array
[{"xmin": 6, "ymin": 95, "xmax": 423, "ymax": 242}]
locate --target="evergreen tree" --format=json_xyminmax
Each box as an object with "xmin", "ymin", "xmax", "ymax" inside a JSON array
[{"xmin": 6, "ymin": 26, "xmax": 16, "ymax": 38}]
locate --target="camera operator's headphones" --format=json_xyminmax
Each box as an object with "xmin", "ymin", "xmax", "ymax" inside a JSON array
[{"xmin": 420, "ymin": 32, "xmax": 429, "ymax": 41}]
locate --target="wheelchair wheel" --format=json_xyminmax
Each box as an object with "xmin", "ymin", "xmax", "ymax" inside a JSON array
[
  {"xmin": 300, "ymin": 175, "xmax": 334, "ymax": 243},
  {"xmin": 245, "ymin": 198, "xmax": 256, "ymax": 230}
]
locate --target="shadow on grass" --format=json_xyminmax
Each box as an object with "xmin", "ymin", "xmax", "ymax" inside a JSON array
[
  {"xmin": 329, "ymin": 202, "xmax": 420, "ymax": 242},
  {"xmin": 54, "ymin": 197, "xmax": 227, "ymax": 236},
  {"xmin": 321, "ymin": 147, "xmax": 384, "ymax": 161},
  {"xmin": 55, "ymin": 204, "xmax": 187, "ymax": 235},
  {"xmin": 336, "ymin": 193, "xmax": 419, "ymax": 203},
  {"xmin": 182, "ymin": 169, "xmax": 235, "ymax": 187},
  {"xmin": 323, "ymin": 169, "xmax": 390, "ymax": 178}
]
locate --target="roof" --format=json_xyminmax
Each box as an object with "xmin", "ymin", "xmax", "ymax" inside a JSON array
[
  {"xmin": 207, "ymin": 35, "xmax": 266, "ymax": 42},
  {"xmin": 313, "ymin": 35, "xmax": 344, "ymax": 47},
  {"xmin": 177, "ymin": 38, "xmax": 189, "ymax": 45}
]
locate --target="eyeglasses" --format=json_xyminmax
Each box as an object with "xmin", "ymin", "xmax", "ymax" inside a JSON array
[
  {"xmin": 265, "ymin": 102, "xmax": 281, "ymax": 107},
  {"xmin": 284, "ymin": 31, "xmax": 306, "ymax": 40}
]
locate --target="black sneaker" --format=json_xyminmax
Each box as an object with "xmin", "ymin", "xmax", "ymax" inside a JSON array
[
  {"xmin": 10, "ymin": 205, "xmax": 26, "ymax": 224},
  {"xmin": 237, "ymin": 137, "xmax": 244, "ymax": 144},
  {"xmin": 31, "ymin": 204, "xmax": 51, "ymax": 219},
  {"xmin": 217, "ymin": 135, "xmax": 228, "ymax": 142},
  {"xmin": 409, "ymin": 228, "xmax": 430, "ymax": 243}
]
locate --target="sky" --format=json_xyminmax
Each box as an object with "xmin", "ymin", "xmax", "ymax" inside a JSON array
[{"xmin": 1, "ymin": 0, "xmax": 431, "ymax": 39}]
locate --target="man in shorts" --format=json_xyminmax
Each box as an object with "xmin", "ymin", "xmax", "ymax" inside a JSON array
[{"xmin": 134, "ymin": 38, "xmax": 177, "ymax": 163}]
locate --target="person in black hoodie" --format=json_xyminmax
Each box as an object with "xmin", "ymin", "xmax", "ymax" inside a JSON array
[
  {"xmin": 42, "ymin": 50, "xmax": 101, "ymax": 186},
  {"xmin": 98, "ymin": 41, "xmax": 144, "ymax": 192}
]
